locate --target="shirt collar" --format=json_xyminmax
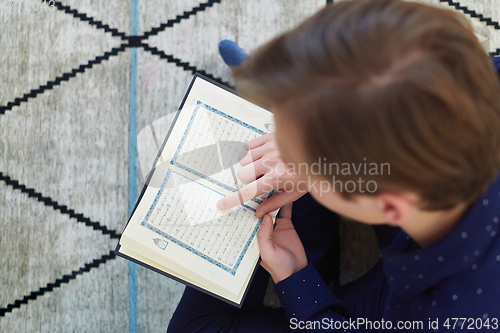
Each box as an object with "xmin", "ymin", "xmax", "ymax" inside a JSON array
[{"xmin": 380, "ymin": 173, "xmax": 500, "ymax": 299}]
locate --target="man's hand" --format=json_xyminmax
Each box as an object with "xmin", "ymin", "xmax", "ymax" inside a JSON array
[
  {"xmin": 257, "ymin": 203, "xmax": 308, "ymax": 283},
  {"xmin": 216, "ymin": 133, "xmax": 306, "ymax": 218}
]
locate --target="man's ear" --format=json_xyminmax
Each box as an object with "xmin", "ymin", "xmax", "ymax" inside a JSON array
[{"xmin": 375, "ymin": 192, "xmax": 415, "ymax": 227}]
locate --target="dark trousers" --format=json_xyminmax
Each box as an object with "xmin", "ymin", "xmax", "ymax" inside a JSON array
[{"xmin": 167, "ymin": 194, "xmax": 399, "ymax": 332}]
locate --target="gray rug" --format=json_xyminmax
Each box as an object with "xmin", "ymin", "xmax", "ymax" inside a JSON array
[{"xmin": 0, "ymin": 0, "xmax": 498, "ymax": 332}]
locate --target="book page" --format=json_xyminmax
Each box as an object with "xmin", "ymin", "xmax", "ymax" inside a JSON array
[
  {"xmin": 167, "ymin": 101, "xmax": 270, "ymax": 204},
  {"xmin": 154, "ymin": 77, "xmax": 274, "ymax": 205},
  {"xmin": 142, "ymin": 169, "xmax": 260, "ymax": 275},
  {"xmin": 172, "ymin": 102, "xmax": 262, "ymax": 190}
]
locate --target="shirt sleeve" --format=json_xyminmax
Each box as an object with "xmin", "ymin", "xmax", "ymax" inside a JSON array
[
  {"xmin": 493, "ymin": 56, "xmax": 500, "ymax": 76},
  {"xmin": 275, "ymin": 264, "xmax": 363, "ymax": 332}
]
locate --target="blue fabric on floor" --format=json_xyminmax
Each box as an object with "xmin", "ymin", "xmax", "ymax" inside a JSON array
[{"xmin": 218, "ymin": 40, "xmax": 248, "ymax": 67}]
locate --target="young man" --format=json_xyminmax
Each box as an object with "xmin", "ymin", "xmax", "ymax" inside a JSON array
[{"xmin": 169, "ymin": 0, "xmax": 500, "ymax": 331}]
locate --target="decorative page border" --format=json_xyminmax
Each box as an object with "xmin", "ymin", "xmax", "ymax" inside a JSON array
[
  {"xmin": 171, "ymin": 100, "xmax": 267, "ymax": 204},
  {"xmin": 140, "ymin": 169, "xmax": 262, "ymax": 275}
]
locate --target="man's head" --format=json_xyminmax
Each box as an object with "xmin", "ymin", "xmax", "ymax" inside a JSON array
[{"xmin": 233, "ymin": 0, "xmax": 500, "ymax": 217}]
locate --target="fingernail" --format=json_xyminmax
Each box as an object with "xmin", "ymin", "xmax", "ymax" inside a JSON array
[
  {"xmin": 244, "ymin": 144, "xmax": 249, "ymax": 151},
  {"xmin": 256, "ymin": 210, "xmax": 263, "ymax": 219},
  {"xmin": 217, "ymin": 200, "xmax": 225, "ymax": 210}
]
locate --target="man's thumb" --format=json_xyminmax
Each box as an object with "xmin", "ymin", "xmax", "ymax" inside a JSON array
[{"xmin": 257, "ymin": 215, "xmax": 274, "ymax": 256}]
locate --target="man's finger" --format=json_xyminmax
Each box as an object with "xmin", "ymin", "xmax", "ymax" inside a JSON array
[
  {"xmin": 217, "ymin": 176, "xmax": 274, "ymax": 210},
  {"xmin": 238, "ymin": 144, "xmax": 272, "ymax": 166},
  {"xmin": 237, "ymin": 159, "xmax": 268, "ymax": 184},
  {"xmin": 256, "ymin": 190, "xmax": 306, "ymax": 218},
  {"xmin": 278, "ymin": 203, "xmax": 293, "ymax": 219},
  {"xmin": 246, "ymin": 133, "xmax": 273, "ymax": 150},
  {"xmin": 274, "ymin": 216, "xmax": 295, "ymax": 232},
  {"xmin": 257, "ymin": 215, "xmax": 275, "ymax": 257}
]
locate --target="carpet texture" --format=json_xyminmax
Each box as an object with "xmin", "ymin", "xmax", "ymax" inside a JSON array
[{"xmin": 0, "ymin": 0, "xmax": 498, "ymax": 332}]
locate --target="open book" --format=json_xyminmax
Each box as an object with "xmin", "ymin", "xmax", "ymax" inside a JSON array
[{"xmin": 115, "ymin": 74, "xmax": 277, "ymax": 307}]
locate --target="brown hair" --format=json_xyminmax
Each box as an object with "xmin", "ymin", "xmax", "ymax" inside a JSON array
[{"xmin": 233, "ymin": 0, "xmax": 500, "ymax": 210}]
